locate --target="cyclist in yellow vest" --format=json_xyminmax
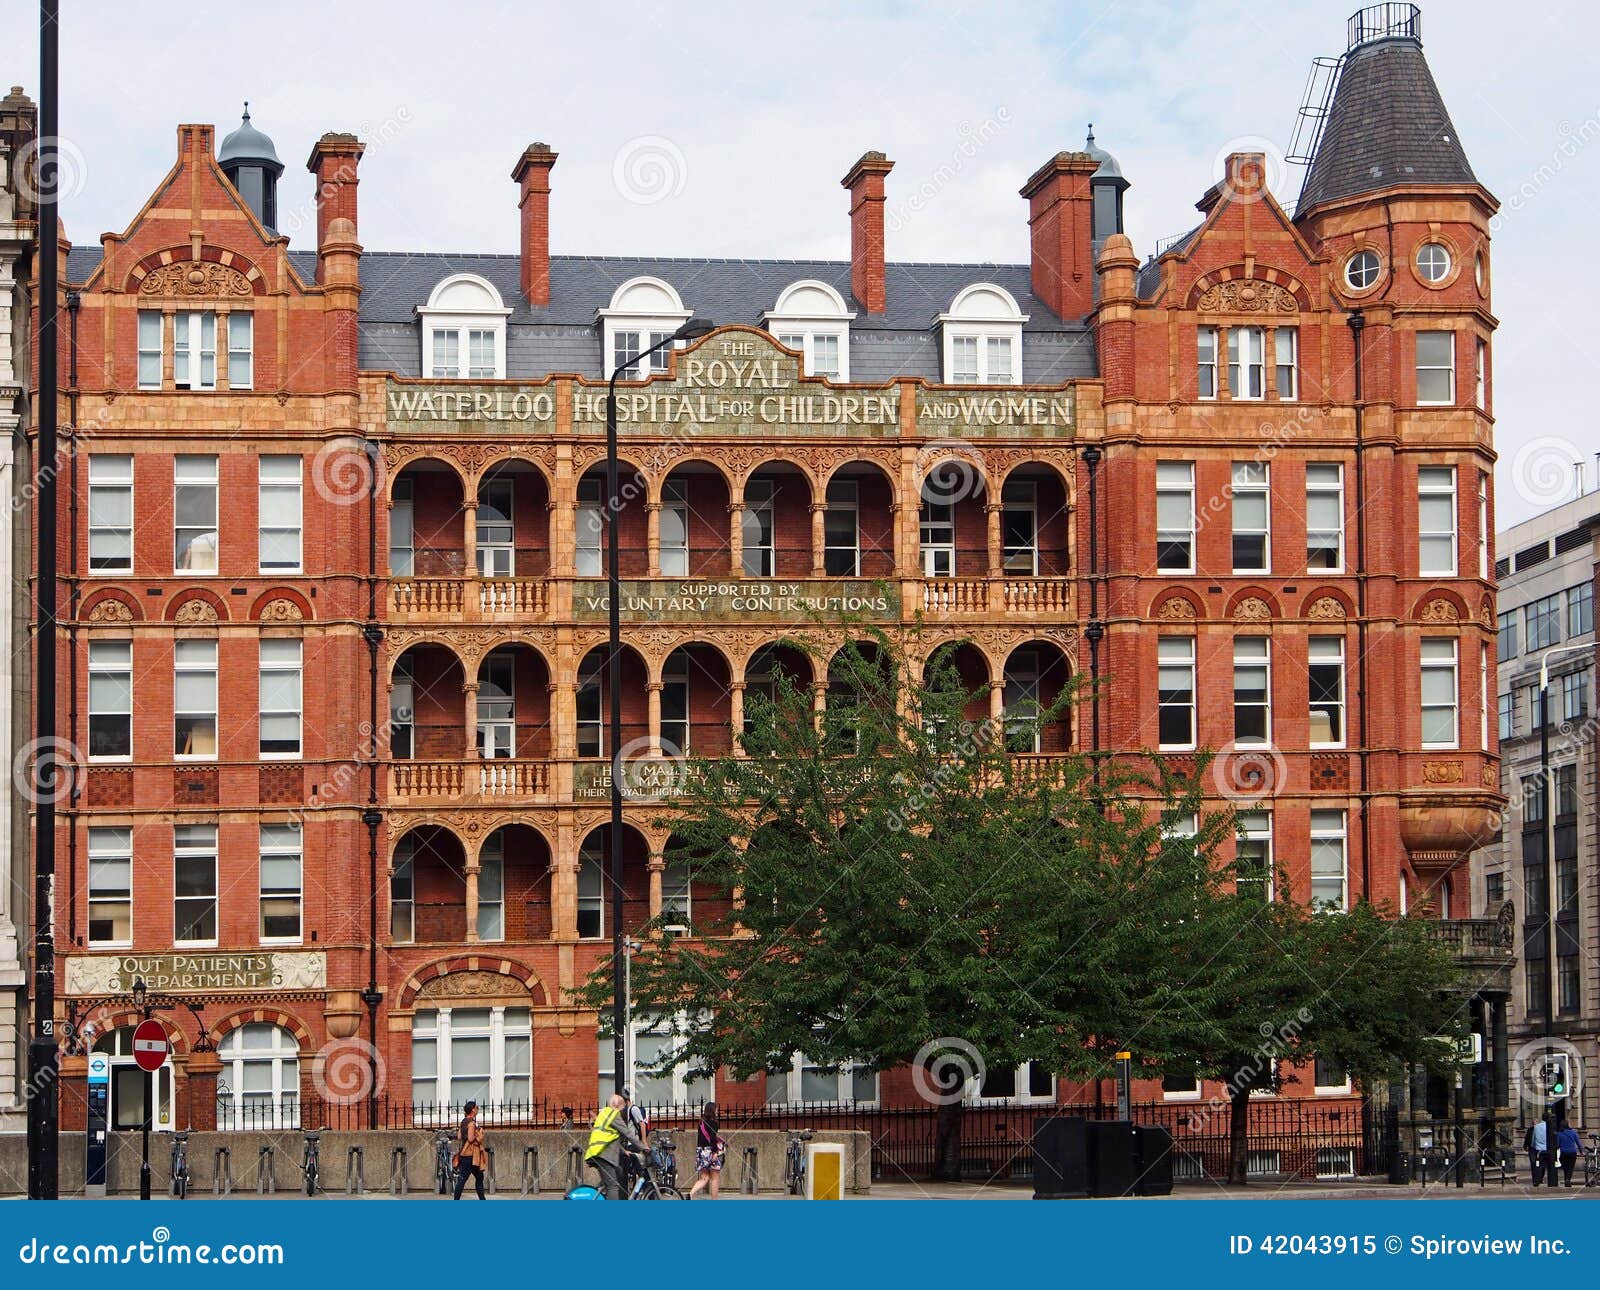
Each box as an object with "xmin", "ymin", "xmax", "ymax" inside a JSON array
[{"xmin": 585, "ymin": 1092, "xmax": 645, "ymax": 1198}]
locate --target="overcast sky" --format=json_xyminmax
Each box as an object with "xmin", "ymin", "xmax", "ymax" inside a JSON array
[{"xmin": 10, "ymin": 0, "xmax": 1599, "ymax": 528}]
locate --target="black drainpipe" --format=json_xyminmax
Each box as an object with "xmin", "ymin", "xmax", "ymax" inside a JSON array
[
  {"xmin": 64, "ymin": 291, "xmax": 80, "ymax": 940},
  {"xmin": 360, "ymin": 439, "xmax": 384, "ymax": 1129},
  {"xmin": 1347, "ymin": 311, "xmax": 1371, "ymax": 902}
]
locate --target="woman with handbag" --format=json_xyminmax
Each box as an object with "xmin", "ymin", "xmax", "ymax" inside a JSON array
[
  {"xmin": 687, "ymin": 1102, "xmax": 727, "ymax": 1199},
  {"xmin": 453, "ymin": 1100, "xmax": 489, "ymax": 1200}
]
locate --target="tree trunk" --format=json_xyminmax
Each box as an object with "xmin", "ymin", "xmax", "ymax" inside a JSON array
[
  {"xmin": 1228, "ymin": 1085, "xmax": 1251, "ymax": 1186},
  {"xmin": 933, "ymin": 1097, "xmax": 965, "ymax": 1182}
]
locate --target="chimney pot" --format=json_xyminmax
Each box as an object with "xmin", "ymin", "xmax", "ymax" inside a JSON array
[
  {"xmin": 306, "ymin": 132, "xmax": 365, "ymax": 284},
  {"xmin": 513, "ymin": 143, "xmax": 559, "ymax": 307},
  {"xmin": 841, "ymin": 151, "xmax": 893, "ymax": 314},
  {"xmin": 1020, "ymin": 151, "xmax": 1099, "ymax": 320}
]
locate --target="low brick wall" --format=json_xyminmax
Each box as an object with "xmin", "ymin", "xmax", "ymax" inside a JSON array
[{"xmin": 0, "ymin": 1129, "xmax": 870, "ymax": 1196}]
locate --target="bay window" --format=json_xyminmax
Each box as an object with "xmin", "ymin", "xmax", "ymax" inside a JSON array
[{"xmin": 1420, "ymin": 639, "xmax": 1459, "ymax": 749}]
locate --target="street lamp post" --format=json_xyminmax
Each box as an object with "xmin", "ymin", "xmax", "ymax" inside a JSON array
[
  {"xmin": 605, "ymin": 319, "xmax": 715, "ymax": 1093},
  {"xmin": 133, "ymin": 979, "xmax": 152, "ymax": 1201}
]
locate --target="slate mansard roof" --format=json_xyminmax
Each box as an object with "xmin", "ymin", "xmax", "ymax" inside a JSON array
[
  {"xmin": 65, "ymin": 246, "xmax": 1098, "ymax": 385},
  {"xmin": 1295, "ymin": 32, "xmax": 1477, "ymax": 216}
]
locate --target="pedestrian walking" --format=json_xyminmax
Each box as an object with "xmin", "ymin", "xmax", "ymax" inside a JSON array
[
  {"xmin": 1528, "ymin": 1117, "xmax": 1550, "ymax": 1187},
  {"xmin": 1557, "ymin": 1120, "xmax": 1583, "ymax": 1188},
  {"xmin": 687, "ymin": 1102, "xmax": 727, "ymax": 1200},
  {"xmin": 452, "ymin": 1100, "xmax": 489, "ymax": 1200},
  {"xmin": 584, "ymin": 1092, "xmax": 645, "ymax": 1199}
]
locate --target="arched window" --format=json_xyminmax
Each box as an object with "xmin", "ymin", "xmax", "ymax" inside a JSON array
[
  {"xmin": 763, "ymin": 280, "xmax": 855, "ymax": 380},
  {"xmin": 217, "ymin": 1023, "xmax": 300, "ymax": 1130},
  {"xmin": 412, "ymin": 1006, "xmax": 532, "ymax": 1118},
  {"xmin": 418, "ymin": 274, "xmax": 510, "ymax": 379},
  {"xmin": 937, "ymin": 283, "xmax": 1027, "ymax": 384},
  {"xmin": 597, "ymin": 276, "xmax": 692, "ymax": 378}
]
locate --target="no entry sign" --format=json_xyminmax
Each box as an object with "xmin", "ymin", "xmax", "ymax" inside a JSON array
[{"xmin": 131, "ymin": 1019, "xmax": 168, "ymax": 1072}]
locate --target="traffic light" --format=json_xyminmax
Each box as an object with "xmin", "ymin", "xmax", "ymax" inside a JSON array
[{"xmin": 1541, "ymin": 1052, "xmax": 1571, "ymax": 1101}]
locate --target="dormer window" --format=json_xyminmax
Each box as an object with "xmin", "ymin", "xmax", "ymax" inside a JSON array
[
  {"xmin": 418, "ymin": 273, "xmax": 510, "ymax": 380},
  {"xmin": 937, "ymin": 283, "xmax": 1026, "ymax": 385},
  {"xmin": 598, "ymin": 276, "xmax": 692, "ymax": 379},
  {"xmin": 764, "ymin": 280, "xmax": 855, "ymax": 380}
]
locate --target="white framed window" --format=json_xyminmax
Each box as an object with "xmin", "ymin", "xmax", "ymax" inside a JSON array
[
  {"xmin": 1162, "ymin": 1072, "xmax": 1202, "ymax": 1102},
  {"xmin": 477, "ymin": 653, "xmax": 515, "ymax": 759},
  {"xmin": 88, "ymin": 639, "xmax": 133, "ymax": 761},
  {"xmin": 1156, "ymin": 462, "xmax": 1195, "ymax": 573},
  {"xmin": 476, "ymin": 477, "xmax": 515, "ymax": 577},
  {"xmin": 1274, "ymin": 327, "xmax": 1298, "ymax": 400},
  {"xmin": 418, "ymin": 274, "xmax": 510, "ymax": 379},
  {"xmin": 1415, "ymin": 331, "xmax": 1455, "ymax": 405},
  {"xmin": 766, "ymin": 280, "xmax": 855, "ymax": 380},
  {"xmin": 577, "ymin": 840, "xmax": 604, "ymax": 937},
  {"xmin": 938, "ymin": 283, "xmax": 1026, "ymax": 385},
  {"xmin": 601, "ymin": 1014, "xmax": 712, "ymax": 1107},
  {"xmin": 259, "ymin": 823, "xmax": 303, "ymax": 943},
  {"xmin": 975, "ymin": 1061, "xmax": 1055, "ymax": 1104},
  {"xmin": 1415, "ymin": 242, "xmax": 1452, "ymax": 283},
  {"xmin": 1475, "ymin": 339, "xmax": 1487, "ymax": 411},
  {"xmin": 87, "ymin": 826, "xmax": 133, "ymax": 947},
  {"xmin": 226, "ymin": 311, "xmax": 254, "ymax": 389},
  {"xmin": 1313, "ymin": 1057, "xmax": 1351, "ymax": 1097},
  {"xmin": 88, "ymin": 455, "xmax": 133, "ymax": 572},
  {"xmin": 174, "ymin": 824, "xmax": 218, "ymax": 946},
  {"xmin": 414, "ymin": 1006, "xmax": 532, "ymax": 1113},
  {"xmin": 1310, "ymin": 809, "xmax": 1348, "ymax": 911},
  {"xmin": 389, "ymin": 476, "xmax": 414, "ymax": 577},
  {"xmin": 766, "ymin": 1052, "xmax": 878, "ymax": 1106},
  {"xmin": 576, "ymin": 476, "xmax": 604, "ymax": 578},
  {"xmin": 175, "ymin": 455, "xmax": 219, "ymax": 573},
  {"xmin": 1233, "ymin": 637, "xmax": 1271, "ymax": 745},
  {"xmin": 1305, "ymin": 463, "xmax": 1344, "ymax": 572},
  {"xmin": 1417, "ymin": 466, "xmax": 1457, "ymax": 575},
  {"xmin": 1308, "ymin": 637, "xmax": 1345, "ymax": 748},
  {"xmin": 1498, "ymin": 690, "xmax": 1514, "ymax": 741},
  {"xmin": 1344, "ymin": 249, "xmax": 1381, "ymax": 291},
  {"xmin": 600, "ymin": 276, "xmax": 691, "ymax": 379},
  {"xmin": 137, "ymin": 311, "xmax": 162, "ymax": 389},
  {"xmin": 919, "ymin": 495, "xmax": 954, "ymax": 578},
  {"xmin": 477, "ymin": 832, "xmax": 504, "ymax": 942},
  {"xmin": 1158, "ymin": 637, "xmax": 1196, "ymax": 750},
  {"xmin": 173, "ymin": 311, "xmax": 217, "ymax": 390},
  {"xmin": 1477, "ymin": 472, "xmax": 1489, "ymax": 579},
  {"xmin": 1420, "ymin": 639, "xmax": 1459, "ymax": 749},
  {"xmin": 659, "ymin": 478, "xmax": 689, "ymax": 577},
  {"xmin": 1480, "ymin": 643, "xmax": 1490, "ymax": 751},
  {"xmin": 1003, "ymin": 646, "xmax": 1043, "ymax": 754},
  {"xmin": 576, "ymin": 657, "xmax": 603, "ymax": 758},
  {"xmin": 390, "ymin": 836, "xmax": 415, "ymax": 944},
  {"xmin": 390, "ymin": 665, "xmax": 414, "ymax": 759},
  {"xmin": 258, "ymin": 456, "xmax": 302, "ymax": 573},
  {"xmin": 174, "ymin": 639, "xmax": 218, "ymax": 760},
  {"xmin": 660, "ymin": 651, "xmax": 689, "ymax": 757},
  {"xmin": 259, "ymin": 638, "xmax": 302, "ymax": 758},
  {"xmin": 824, "ymin": 477, "xmax": 860, "ymax": 576},
  {"xmin": 1197, "ymin": 326, "xmax": 1218, "ymax": 399},
  {"xmin": 1235, "ymin": 811, "xmax": 1273, "ymax": 900},
  {"xmin": 661, "ymin": 854, "xmax": 692, "ymax": 933},
  {"xmin": 1001, "ymin": 478, "xmax": 1038, "ymax": 575},
  {"xmin": 742, "ymin": 478, "xmax": 775, "ymax": 577},
  {"xmin": 217, "ymin": 1024, "xmax": 300, "ymax": 1130},
  {"xmin": 1231, "ymin": 461, "xmax": 1269, "ymax": 572},
  {"xmin": 1227, "ymin": 326, "xmax": 1265, "ymax": 399}
]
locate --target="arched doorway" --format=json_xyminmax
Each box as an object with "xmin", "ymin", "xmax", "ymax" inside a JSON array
[{"xmin": 93, "ymin": 1025, "xmax": 175, "ymax": 1133}]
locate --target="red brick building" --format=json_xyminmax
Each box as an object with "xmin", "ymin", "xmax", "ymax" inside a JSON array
[{"xmin": 38, "ymin": 5, "xmax": 1506, "ymax": 1140}]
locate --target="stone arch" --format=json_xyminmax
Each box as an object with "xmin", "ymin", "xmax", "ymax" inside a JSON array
[
  {"xmin": 1151, "ymin": 589, "xmax": 1204, "ymax": 622},
  {"xmin": 1411, "ymin": 588, "xmax": 1470, "ymax": 624},
  {"xmin": 127, "ymin": 245, "xmax": 268, "ymax": 298},
  {"xmin": 388, "ymin": 636, "xmax": 470, "ymax": 683},
  {"xmin": 251, "ymin": 588, "xmax": 314, "ymax": 622},
  {"xmin": 385, "ymin": 450, "xmax": 469, "ymax": 502},
  {"xmin": 165, "ymin": 588, "xmax": 228, "ymax": 624},
  {"xmin": 1300, "ymin": 587, "xmax": 1355, "ymax": 620},
  {"xmin": 208, "ymin": 1005, "xmax": 316, "ymax": 1054},
  {"xmin": 1186, "ymin": 264, "xmax": 1312, "ymax": 313},
  {"xmin": 474, "ymin": 450, "xmax": 555, "ymax": 491},
  {"xmin": 83, "ymin": 1009, "xmax": 191, "ymax": 1056},
  {"xmin": 80, "ymin": 589, "xmax": 142, "ymax": 623},
  {"xmin": 397, "ymin": 954, "xmax": 549, "ymax": 1011},
  {"xmin": 1225, "ymin": 589, "xmax": 1280, "ymax": 623},
  {"xmin": 470, "ymin": 815, "xmax": 556, "ymax": 866}
]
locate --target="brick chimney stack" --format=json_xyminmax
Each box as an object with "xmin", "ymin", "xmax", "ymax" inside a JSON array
[
  {"xmin": 841, "ymin": 152, "xmax": 893, "ymax": 314},
  {"xmin": 512, "ymin": 143, "xmax": 558, "ymax": 307},
  {"xmin": 1020, "ymin": 151, "xmax": 1100, "ymax": 320},
  {"xmin": 306, "ymin": 132, "xmax": 365, "ymax": 285}
]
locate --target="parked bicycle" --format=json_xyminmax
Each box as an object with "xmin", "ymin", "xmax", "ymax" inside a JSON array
[
  {"xmin": 435, "ymin": 1129, "xmax": 456, "ymax": 1195},
  {"xmin": 783, "ymin": 1129, "xmax": 815, "ymax": 1196},
  {"xmin": 624, "ymin": 1139, "xmax": 683, "ymax": 1199},
  {"xmin": 169, "ymin": 1130, "xmax": 191, "ymax": 1200},
  {"xmin": 301, "ymin": 1130, "xmax": 321, "ymax": 1197}
]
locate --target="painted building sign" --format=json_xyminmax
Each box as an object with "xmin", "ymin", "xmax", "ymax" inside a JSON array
[
  {"xmin": 571, "ymin": 579, "xmax": 898, "ymax": 623},
  {"xmin": 63, "ymin": 951, "xmax": 328, "ymax": 996}
]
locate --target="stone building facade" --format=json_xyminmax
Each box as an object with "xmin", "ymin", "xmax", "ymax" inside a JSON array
[{"xmin": 37, "ymin": 8, "xmax": 1507, "ymax": 1135}]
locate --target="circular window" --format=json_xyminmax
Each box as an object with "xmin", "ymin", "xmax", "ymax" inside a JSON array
[
  {"xmin": 1344, "ymin": 249, "xmax": 1381, "ymax": 291},
  {"xmin": 1415, "ymin": 242, "xmax": 1452, "ymax": 284}
]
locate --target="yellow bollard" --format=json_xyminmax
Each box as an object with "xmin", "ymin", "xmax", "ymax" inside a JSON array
[{"xmin": 807, "ymin": 1143, "xmax": 844, "ymax": 1199}]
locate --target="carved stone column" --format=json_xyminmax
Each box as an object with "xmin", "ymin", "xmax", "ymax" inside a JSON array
[
  {"xmin": 463, "ymin": 502, "xmax": 479, "ymax": 578},
  {"xmin": 728, "ymin": 486, "xmax": 745, "ymax": 576},
  {"xmin": 552, "ymin": 819, "xmax": 578, "ymax": 941},
  {"xmin": 550, "ymin": 679, "xmax": 576, "ymax": 760},
  {"xmin": 463, "ymin": 681, "xmax": 480, "ymax": 760},
  {"xmin": 215, "ymin": 311, "xmax": 232, "ymax": 392},
  {"xmin": 647, "ymin": 852, "xmax": 665, "ymax": 920},
  {"xmin": 811, "ymin": 680, "xmax": 828, "ymax": 738},
  {"xmin": 464, "ymin": 858, "xmax": 480, "ymax": 943},
  {"xmin": 810, "ymin": 502, "xmax": 827, "ymax": 576},
  {"xmin": 729, "ymin": 682, "xmax": 746, "ymax": 755},
  {"xmin": 162, "ymin": 308, "xmax": 176, "ymax": 388},
  {"xmin": 986, "ymin": 501, "xmax": 1003, "ymax": 577},
  {"xmin": 645, "ymin": 500, "xmax": 662, "ymax": 578},
  {"xmin": 646, "ymin": 681, "xmax": 664, "ymax": 756}
]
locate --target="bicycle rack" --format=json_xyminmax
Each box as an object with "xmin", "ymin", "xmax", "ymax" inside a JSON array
[
  {"xmin": 212, "ymin": 1147, "xmax": 233, "ymax": 1196},
  {"xmin": 741, "ymin": 1146, "xmax": 759, "ymax": 1194},
  {"xmin": 520, "ymin": 1146, "xmax": 540, "ymax": 1195},
  {"xmin": 565, "ymin": 1145, "xmax": 583, "ymax": 1191},
  {"xmin": 389, "ymin": 1146, "xmax": 408, "ymax": 1196},
  {"xmin": 484, "ymin": 1146, "xmax": 497, "ymax": 1195},
  {"xmin": 169, "ymin": 1132, "xmax": 190, "ymax": 1198},
  {"xmin": 256, "ymin": 1145, "xmax": 276, "ymax": 1195},
  {"xmin": 346, "ymin": 1145, "xmax": 365, "ymax": 1195}
]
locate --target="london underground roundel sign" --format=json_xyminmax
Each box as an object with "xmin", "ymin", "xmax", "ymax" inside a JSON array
[{"xmin": 132, "ymin": 1018, "xmax": 169, "ymax": 1072}]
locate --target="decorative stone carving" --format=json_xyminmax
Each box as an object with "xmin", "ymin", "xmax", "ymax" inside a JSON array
[
  {"xmin": 85, "ymin": 599, "xmax": 134, "ymax": 623},
  {"xmin": 139, "ymin": 261, "xmax": 253, "ymax": 298},
  {"xmin": 1155, "ymin": 596, "xmax": 1197, "ymax": 621},
  {"xmin": 1418, "ymin": 598, "xmax": 1460, "ymax": 624},
  {"xmin": 1195, "ymin": 280, "xmax": 1298, "ymax": 314},
  {"xmin": 418, "ymin": 970, "xmax": 532, "ymax": 1002},
  {"xmin": 1480, "ymin": 599, "xmax": 1494, "ymax": 627},
  {"xmin": 1482, "ymin": 762, "xmax": 1499, "ymax": 788},
  {"xmin": 1232, "ymin": 596, "xmax": 1272, "ymax": 622},
  {"xmin": 173, "ymin": 599, "xmax": 219, "ymax": 624},
  {"xmin": 1421, "ymin": 760, "xmax": 1464, "ymax": 784},
  {"xmin": 259, "ymin": 598, "xmax": 304, "ymax": 622},
  {"xmin": 1306, "ymin": 596, "xmax": 1346, "ymax": 620}
]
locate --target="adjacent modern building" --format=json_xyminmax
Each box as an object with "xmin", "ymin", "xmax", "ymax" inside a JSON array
[
  {"xmin": 31, "ymin": 6, "xmax": 1507, "ymax": 1150},
  {"xmin": 0, "ymin": 85, "xmax": 37, "ymax": 1135},
  {"xmin": 1474, "ymin": 488, "xmax": 1599, "ymax": 1126}
]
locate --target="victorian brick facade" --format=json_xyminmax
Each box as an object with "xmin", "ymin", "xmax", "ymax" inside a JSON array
[{"xmin": 35, "ymin": 8, "xmax": 1508, "ymax": 1135}]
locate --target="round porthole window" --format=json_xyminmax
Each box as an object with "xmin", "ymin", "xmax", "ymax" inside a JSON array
[
  {"xmin": 1344, "ymin": 249, "xmax": 1381, "ymax": 291},
  {"xmin": 1474, "ymin": 251, "xmax": 1487, "ymax": 292},
  {"xmin": 1415, "ymin": 242, "xmax": 1452, "ymax": 284}
]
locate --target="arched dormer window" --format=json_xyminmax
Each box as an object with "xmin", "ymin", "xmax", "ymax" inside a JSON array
[
  {"xmin": 763, "ymin": 279, "xmax": 855, "ymax": 380},
  {"xmin": 937, "ymin": 283, "xmax": 1027, "ymax": 385},
  {"xmin": 597, "ymin": 276, "xmax": 692, "ymax": 379},
  {"xmin": 418, "ymin": 274, "xmax": 510, "ymax": 380}
]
